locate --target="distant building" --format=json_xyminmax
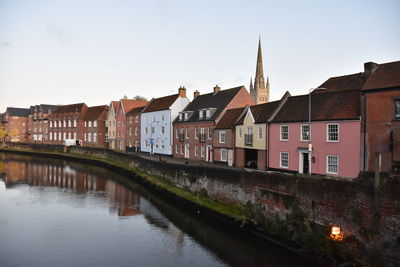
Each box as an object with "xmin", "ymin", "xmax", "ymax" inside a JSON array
[
  {"xmin": 83, "ymin": 105, "xmax": 109, "ymax": 148},
  {"xmin": 173, "ymin": 85, "xmax": 254, "ymax": 162},
  {"xmin": 126, "ymin": 106, "xmax": 145, "ymax": 152},
  {"xmin": 141, "ymin": 87, "xmax": 189, "ymax": 155},
  {"xmin": 48, "ymin": 103, "xmax": 88, "ymax": 144},
  {"xmin": 115, "ymin": 99, "xmax": 148, "ymax": 151},
  {"xmin": 1, "ymin": 107, "xmax": 30, "ymax": 142},
  {"xmin": 249, "ymin": 38, "xmax": 270, "ymax": 104},
  {"xmin": 106, "ymin": 101, "xmax": 119, "ymax": 150},
  {"xmin": 27, "ymin": 104, "xmax": 58, "ymax": 143}
]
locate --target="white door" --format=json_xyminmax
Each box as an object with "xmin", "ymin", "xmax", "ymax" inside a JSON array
[{"xmin": 228, "ymin": 149, "xmax": 233, "ymax": 166}]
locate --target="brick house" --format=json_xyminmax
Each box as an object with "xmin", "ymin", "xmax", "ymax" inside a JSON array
[
  {"xmin": 269, "ymin": 90, "xmax": 361, "ymax": 178},
  {"xmin": 361, "ymin": 61, "xmax": 400, "ymax": 173},
  {"xmin": 126, "ymin": 106, "xmax": 145, "ymax": 152},
  {"xmin": 212, "ymin": 107, "xmax": 246, "ymax": 166},
  {"xmin": 173, "ymin": 85, "xmax": 254, "ymax": 162},
  {"xmin": 48, "ymin": 103, "xmax": 88, "ymax": 144},
  {"xmin": 83, "ymin": 105, "xmax": 109, "ymax": 148},
  {"xmin": 235, "ymin": 92, "xmax": 289, "ymax": 170},
  {"xmin": 106, "ymin": 101, "xmax": 119, "ymax": 150},
  {"xmin": 115, "ymin": 99, "xmax": 148, "ymax": 151},
  {"xmin": 1, "ymin": 107, "xmax": 30, "ymax": 142},
  {"xmin": 141, "ymin": 87, "xmax": 189, "ymax": 155},
  {"xmin": 27, "ymin": 104, "xmax": 58, "ymax": 143}
]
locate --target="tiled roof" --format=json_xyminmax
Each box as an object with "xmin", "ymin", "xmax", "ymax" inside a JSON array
[
  {"xmin": 126, "ymin": 105, "xmax": 145, "ymax": 115},
  {"xmin": 40, "ymin": 104, "xmax": 58, "ymax": 113},
  {"xmin": 111, "ymin": 101, "xmax": 119, "ymax": 112},
  {"xmin": 54, "ymin": 103, "xmax": 86, "ymax": 114},
  {"xmin": 142, "ymin": 94, "xmax": 179, "ymax": 113},
  {"xmin": 271, "ymin": 90, "xmax": 360, "ymax": 123},
  {"xmin": 84, "ymin": 105, "xmax": 109, "ymax": 120},
  {"xmin": 215, "ymin": 107, "xmax": 246, "ymax": 129},
  {"xmin": 121, "ymin": 99, "xmax": 148, "ymax": 114},
  {"xmin": 6, "ymin": 107, "xmax": 30, "ymax": 117},
  {"xmin": 363, "ymin": 61, "xmax": 400, "ymax": 90},
  {"xmin": 315, "ymin": 73, "xmax": 369, "ymax": 94},
  {"xmin": 175, "ymin": 86, "xmax": 244, "ymax": 123}
]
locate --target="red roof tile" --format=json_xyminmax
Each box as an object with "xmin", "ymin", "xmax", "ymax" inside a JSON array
[
  {"xmin": 120, "ymin": 99, "xmax": 148, "ymax": 114},
  {"xmin": 84, "ymin": 105, "xmax": 109, "ymax": 120},
  {"xmin": 315, "ymin": 73, "xmax": 368, "ymax": 94},
  {"xmin": 142, "ymin": 94, "xmax": 179, "ymax": 113},
  {"xmin": 272, "ymin": 90, "xmax": 360, "ymax": 122},
  {"xmin": 215, "ymin": 107, "xmax": 246, "ymax": 129},
  {"xmin": 54, "ymin": 103, "xmax": 86, "ymax": 114},
  {"xmin": 126, "ymin": 105, "xmax": 145, "ymax": 115},
  {"xmin": 111, "ymin": 101, "xmax": 119, "ymax": 112},
  {"xmin": 363, "ymin": 61, "xmax": 400, "ymax": 90}
]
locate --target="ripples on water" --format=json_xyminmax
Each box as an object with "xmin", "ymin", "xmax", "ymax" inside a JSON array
[{"xmin": 0, "ymin": 153, "xmax": 312, "ymax": 267}]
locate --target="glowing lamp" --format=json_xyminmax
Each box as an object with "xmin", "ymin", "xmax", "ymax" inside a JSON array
[{"xmin": 331, "ymin": 226, "xmax": 341, "ymax": 235}]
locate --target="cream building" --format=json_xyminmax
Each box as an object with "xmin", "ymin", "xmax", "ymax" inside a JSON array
[{"xmin": 106, "ymin": 101, "xmax": 118, "ymax": 149}]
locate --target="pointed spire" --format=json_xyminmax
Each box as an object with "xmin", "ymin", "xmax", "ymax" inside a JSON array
[
  {"xmin": 266, "ymin": 76, "xmax": 270, "ymax": 87},
  {"xmin": 250, "ymin": 77, "xmax": 254, "ymax": 92},
  {"xmin": 255, "ymin": 37, "xmax": 264, "ymax": 80}
]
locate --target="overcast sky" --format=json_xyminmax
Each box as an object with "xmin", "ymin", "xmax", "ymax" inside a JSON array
[{"xmin": 0, "ymin": 0, "xmax": 399, "ymax": 112}]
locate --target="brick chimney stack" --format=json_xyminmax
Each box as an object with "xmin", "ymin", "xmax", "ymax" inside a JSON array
[
  {"xmin": 213, "ymin": 85, "xmax": 221, "ymax": 94},
  {"xmin": 364, "ymin": 62, "xmax": 379, "ymax": 74},
  {"xmin": 178, "ymin": 86, "xmax": 186, "ymax": 98},
  {"xmin": 193, "ymin": 90, "xmax": 200, "ymax": 99}
]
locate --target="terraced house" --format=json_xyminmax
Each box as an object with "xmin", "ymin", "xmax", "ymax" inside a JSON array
[
  {"xmin": 141, "ymin": 87, "xmax": 189, "ymax": 155},
  {"xmin": 106, "ymin": 101, "xmax": 119, "ymax": 150},
  {"xmin": 235, "ymin": 92, "xmax": 289, "ymax": 170},
  {"xmin": 83, "ymin": 105, "xmax": 109, "ymax": 148},
  {"xmin": 126, "ymin": 106, "xmax": 145, "ymax": 152},
  {"xmin": 27, "ymin": 104, "xmax": 58, "ymax": 143},
  {"xmin": 173, "ymin": 85, "xmax": 254, "ymax": 162},
  {"xmin": 1, "ymin": 107, "xmax": 30, "ymax": 142},
  {"xmin": 48, "ymin": 103, "xmax": 88, "ymax": 144}
]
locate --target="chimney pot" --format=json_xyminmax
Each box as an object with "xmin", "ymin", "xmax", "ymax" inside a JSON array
[
  {"xmin": 194, "ymin": 90, "xmax": 200, "ymax": 99},
  {"xmin": 364, "ymin": 62, "xmax": 379, "ymax": 74},
  {"xmin": 213, "ymin": 85, "xmax": 221, "ymax": 94},
  {"xmin": 178, "ymin": 86, "xmax": 186, "ymax": 98}
]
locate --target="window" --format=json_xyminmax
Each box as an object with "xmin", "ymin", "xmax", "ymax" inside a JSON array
[
  {"xmin": 63, "ymin": 132, "xmax": 66, "ymax": 140},
  {"xmin": 88, "ymin": 133, "xmax": 92, "ymax": 142},
  {"xmin": 152, "ymin": 116, "xmax": 155, "ymax": 122},
  {"xmin": 258, "ymin": 127, "xmax": 263, "ymax": 140},
  {"xmin": 145, "ymin": 140, "xmax": 148, "ymax": 147},
  {"xmin": 221, "ymin": 149, "xmax": 227, "ymax": 161},
  {"xmin": 63, "ymin": 120, "xmax": 66, "ymax": 127},
  {"xmin": 88, "ymin": 121, "xmax": 92, "ymax": 127},
  {"xmin": 219, "ymin": 131, "xmax": 226, "ymax": 143},
  {"xmin": 73, "ymin": 120, "xmax": 77, "ymax": 127},
  {"xmin": 59, "ymin": 132, "xmax": 62, "ymax": 140},
  {"xmin": 129, "ymin": 116, "xmax": 133, "ymax": 123},
  {"xmin": 280, "ymin": 125, "xmax": 289, "ymax": 141},
  {"xmin": 180, "ymin": 144, "xmax": 184, "ymax": 155},
  {"xmin": 84, "ymin": 121, "xmax": 87, "ymax": 127},
  {"xmin": 201, "ymin": 146, "xmax": 205, "ymax": 158},
  {"xmin": 49, "ymin": 132, "xmax": 53, "ymax": 140},
  {"xmin": 135, "ymin": 116, "xmax": 139, "ymax": 123},
  {"xmin": 118, "ymin": 121, "xmax": 120, "ymax": 127},
  {"xmin": 195, "ymin": 146, "xmax": 199, "ymax": 157},
  {"xmin": 50, "ymin": 121, "xmax": 53, "ymax": 128},
  {"xmin": 145, "ymin": 127, "xmax": 148, "ymax": 134},
  {"xmin": 68, "ymin": 120, "xmax": 71, "ymax": 127},
  {"xmin": 184, "ymin": 113, "xmax": 188, "ymax": 120},
  {"xmin": 68, "ymin": 132, "xmax": 71, "ymax": 139},
  {"xmin": 162, "ymin": 115, "xmax": 164, "ymax": 121},
  {"xmin": 161, "ymin": 126, "xmax": 165, "ymax": 134},
  {"xmin": 73, "ymin": 132, "xmax": 76, "ymax": 139},
  {"xmin": 161, "ymin": 140, "xmax": 165, "ymax": 149},
  {"xmin": 179, "ymin": 113, "xmax": 183, "ymax": 121},
  {"xmin": 185, "ymin": 128, "xmax": 189, "ymax": 139},
  {"xmin": 84, "ymin": 133, "xmax": 87, "ymax": 141},
  {"xmin": 94, "ymin": 120, "xmax": 97, "ymax": 127},
  {"xmin": 206, "ymin": 109, "xmax": 210, "ymax": 118},
  {"xmin": 207, "ymin": 128, "xmax": 212, "ymax": 139},
  {"xmin": 327, "ymin": 155, "xmax": 339, "ymax": 174},
  {"xmin": 175, "ymin": 128, "xmax": 178, "ymax": 139},
  {"xmin": 151, "ymin": 126, "xmax": 154, "ymax": 134},
  {"xmin": 195, "ymin": 128, "xmax": 199, "ymax": 139},
  {"xmin": 135, "ymin": 127, "xmax": 138, "ymax": 135},
  {"xmin": 176, "ymin": 144, "xmax": 179, "ymax": 154},
  {"xmin": 395, "ymin": 99, "xmax": 400, "ymax": 119},
  {"xmin": 280, "ymin": 152, "xmax": 289, "ymax": 168},
  {"xmin": 327, "ymin": 124, "xmax": 339, "ymax": 142},
  {"xmin": 59, "ymin": 121, "xmax": 62, "ymax": 128},
  {"xmin": 301, "ymin": 124, "xmax": 309, "ymax": 141},
  {"xmin": 199, "ymin": 110, "xmax": 204, "ymax": 119},
  {"xmin": 239, "ymin": 128, "xmax": 243, "ymax": 139}
]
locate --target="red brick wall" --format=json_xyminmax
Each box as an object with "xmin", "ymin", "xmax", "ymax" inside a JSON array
[
  {"xmin": 126, "ymin": 112, "xmax": 141, "ymax": 151},
  {"xmin": 257, "ymin": 149, "xmax": 268, "ymax": 171},
  {"xmin": 115, "ymin": 106, "xmax": 127, "ymax": 151},
  {"xmin": 213, "ymin": 129, "xmax": 235, "ymax": 163},
  {"xmin": 235, "ymin": 147, "xmax": 245, "ymax": 167},
  {"xmin": 364, "ymin": 89, "xmax": 400, "ymax": 172},
  {"xmin": 5, "ymin": 116, "xmax": 28, "ymax": 142}
]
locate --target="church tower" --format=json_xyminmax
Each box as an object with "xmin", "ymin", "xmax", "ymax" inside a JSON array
[{"xmin": 250, "ymin": 38, "xmax": 269, "ymax": 104}]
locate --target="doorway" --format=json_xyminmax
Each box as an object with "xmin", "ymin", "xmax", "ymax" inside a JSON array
[
  {"xmin": 299, "ymin": 150, "xmax": 309, "ymax": 174},
  {"xmin": 206, "ymin": 145, "xmax": 212, "ymax": 162}
]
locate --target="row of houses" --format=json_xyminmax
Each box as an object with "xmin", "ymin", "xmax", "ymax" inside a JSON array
[{"xmin": 1, "ymin": 60, "xmax": 399, "ymax": 178}]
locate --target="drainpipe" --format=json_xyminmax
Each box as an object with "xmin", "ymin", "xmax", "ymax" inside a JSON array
[{"xmin": 363, "ymin": 93, "xmax": 367, "ymax": 171}]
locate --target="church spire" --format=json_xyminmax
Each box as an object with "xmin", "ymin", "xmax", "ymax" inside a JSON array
[
  {"xmin": 250, "ymin": 77, "xmax": 254, "ymax": 92},
  {"xmin": 255, "ymin": 37, "xmax": 264, "ymax": 80},
  {"xmin": 250, "ymin": 37, "xmax": 269, "ymax": 104}
]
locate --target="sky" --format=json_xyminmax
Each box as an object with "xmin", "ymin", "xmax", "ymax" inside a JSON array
[{"xmin": 0, "ymin": 0, "xmax": 399, "ymax": 112}]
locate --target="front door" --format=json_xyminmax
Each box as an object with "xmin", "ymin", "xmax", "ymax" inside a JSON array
[
  {"xmin": 228, "ymin": 149, "xmax": 233, "ymax": 166},
  {"xmin": 302, "ymin": 152, "xmax": 309, "ymax": 174},
  {"xmin": 206, "ymin": 145, "xmax": 212, "ymax": 162}
]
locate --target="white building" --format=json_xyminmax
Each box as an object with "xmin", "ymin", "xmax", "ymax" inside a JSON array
[{"xmin": 141, "ymin": 87, "xmax": 190, "ymax": 155}]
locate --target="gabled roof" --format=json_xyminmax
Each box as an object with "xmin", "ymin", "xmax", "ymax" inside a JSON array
[
  {"xmin": 6, "ymin": 107, "xmax": 30, "ymax": 117},
  {"xmin": 39, "ymin": 104, "xmax": 58, "ymax": 113},
  {"xmin": 315, "ymin": 72, "xmax": 369, "ymax": 94},
  {"xmin": 111, "ymin": 101, "xmax": 119, "ymax": 112},
  {"xmin": 175, "ymin": 86, "xmax": 244, "ymax": 123},
  {"xmin": 126, "ymin": 105, "xmax": 145, "ymax": 115},
  {"xmin": 215, "ymin": 107, "xmax": 246, "ymax": 129},
  {"xmin": 363, "ymin": 61, "xmax": 400, "ymax": 91},
  {"xmin": 271, "ymin": 90, "xmax": 360, "ymax": 123},
  {"xmin": 120, "ymin": 99, "xmax": 148, "ymax": 114},
  {"xmin": 84, "ymin": 105, "xmax": 109, "ymax": 120},
  {"xmin": 54, "ymin": 103, "xmax": 86, "ymax": 114},
  {"xmin": 142, "ymin": 94, "xmax": 179, "ymax": 113}
]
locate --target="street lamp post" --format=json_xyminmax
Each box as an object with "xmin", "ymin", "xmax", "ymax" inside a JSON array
[{"xmin": 308, "ymin": 88, "xmax": 326, "ymax": 175}]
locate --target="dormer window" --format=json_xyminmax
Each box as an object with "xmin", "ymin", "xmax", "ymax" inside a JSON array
[
  {"xmin": 179, "ymin": 113, "xmax": 183, "ymax": 121},
  {"xmin": 206, "ymin": 109, "xmax": 211, "ymax": 118},
  {"xmin": 184, "ymin": 113, "xmax": 188, "ymax": 120},
  {"xmin": 199, "ymin": 110, "xmax": 204, "ymax": 119}
]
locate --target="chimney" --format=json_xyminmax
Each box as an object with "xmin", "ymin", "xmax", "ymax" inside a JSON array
[
  {"xmin": 193, "ymin": 90, "xmax": 200, "ymax": 99},
  {"xmin": 213, "ymin": 85, "xmax": 221, "ymax": 94},
  {"xmin": 178, "ymin": 86, "xmax": 186, "ymax": 98},
  {"xmin": 364, "ymin": 62, "xmax": 379, "ymax": 74}
]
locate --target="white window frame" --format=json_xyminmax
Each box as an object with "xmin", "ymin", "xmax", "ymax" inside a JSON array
[
  {"xmin": 73, "ymin": 120, "xmax": 77, "ymax": 127},
  {"xmin": 63, "ymin": 132, "xmax": 66, "ymax": 140},
  {"xmin": 258, "ymin": 126, "xmax": 263, "ymax": 140},
  {"xmin": 238, "ymin": 127, "xmax": 243, "ymax": 139},
  {"xmin": 207, "ymin": 128, "xmax": 212, "ymax": 140},
  {"xmin": 200, "ymin": 146, "xmax": 205, "ymax": 158},
  {"xmin": 326, "ymin": 155, "xmax": 339, "ymax": 174},
  {"xmin": 219, "ymin": 131, "xmax": 226, "ymax": 143},
  {"xmin": 195, "ymin": 145, "xmax": 199, "ymax": 157},
  {"xmin": 300, "ymin": 124, "xmax": 309, "ymax": 142},
  {"xmin": 73, "ymin": 132, "xmax": 77, "ymax": 139},
  {"xmin": 195, "ymin": 128, "xmax": 199, "ymax": 139},
  {"xmin": 280, "ymin": 125, "xmax": 289, "ymax": 141},
  {"xmin": 176, "ymin": 144, "xmax": 179, "ymax": 154},
  {"xmin": 49, "ymin": 132, "xmax": 53, "ymax": 140},
  {"xmin": 185, "ymin": 128, "xmax": 189, "ymax": 139},
  {"xmin": 94, "ymin": 120, "xmax": 97, "ymax": 127},
  {"xmin": 161, "ymin": 126, "xmax": 165, "ymax": 134},
  {"xmin": 88, "ymin": 121, "xmax": 92, "ymax": 128},
  {"xmin": 84, "ymin": 121, "xmax": 87, "ymax": 127},
  {"xmin": 220, "ymin": 149, "xmax": 227, "ymax": 162},
  {"xmin": 93, "ymin": 133, "xmax": 97, "ymax": 142},
  {"xmin": 175, "ymin": 128, "xmax": 178, "ymax": 139},
  {"xmin": 280, "ymin": 152, "xmax": 289, "ymax": 168},
  {"xmin": 88, "ymin": 133, "xmax": 92, "ymax": 142},
  {"xmin": 327, "ymin": 123, "xmax": 339, "ymax": 142},
  {"xmin": 199, "ymin": 110, "xmax": 204, "ymax": 119}
]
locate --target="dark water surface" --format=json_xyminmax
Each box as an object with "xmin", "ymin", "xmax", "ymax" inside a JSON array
[{"xmin": 0, "ymin": 153, "xmax": 313, "ymax": 267}]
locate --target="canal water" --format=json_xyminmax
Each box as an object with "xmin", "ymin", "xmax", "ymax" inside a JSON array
[{"xmin": 0, "ymin": 153, "xmax": 314, "ymax": 267}]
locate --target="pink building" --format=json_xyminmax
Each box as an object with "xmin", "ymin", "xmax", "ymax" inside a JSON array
[{"xmin": 268, "ymin": 90, "xmax": 361, "ymax": 178}]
